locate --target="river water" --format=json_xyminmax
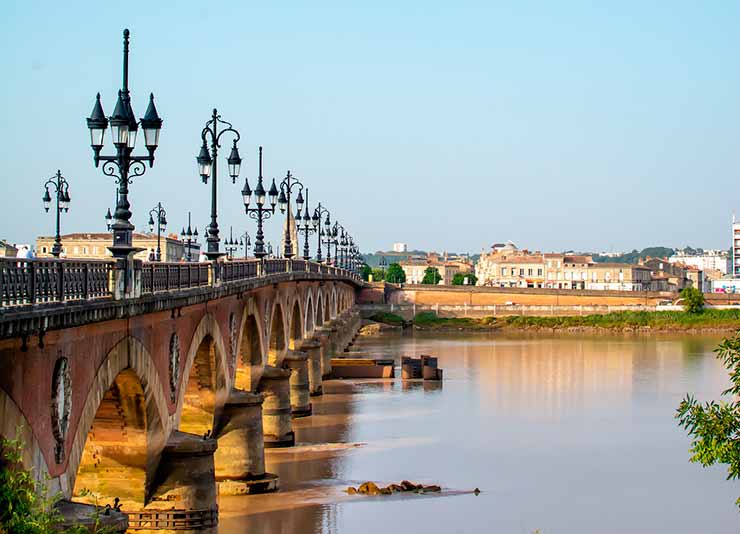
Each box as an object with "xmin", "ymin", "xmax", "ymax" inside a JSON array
[{"xmin": 219, "ymin": 332, "xmax": 738, "ymax": 533}]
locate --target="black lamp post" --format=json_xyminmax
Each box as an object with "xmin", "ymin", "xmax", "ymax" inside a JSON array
[
  {"xmin": 277, "ymin": 171, "xmax": 304, "ymax": 259},
  {"xmin": 315, "ymin": 203, "xmax": 332, "ymax": 264},
  {"xmin": 197, "ymin": 108, "xmax": 242, "ymax": 260},
  {"xmin": 42, "ymin": 170, "xmax": 71, "ymax": 258},
  {"xmin": 241, "ymin": 147, "xmax": 278, "ymax": 259},
  {"xmin": 147, "ymin": 202, "xmax": 167, "ymax": 261},
  {"xmin": 296, "ymin": 188, "xmax": 319, "ymax": 260},
  {"xmin": 330, "ymin": 222, "xmax": 341, "ymax": 266},
  {"xmin": 338, "ymin": 227, "xmax": 348, "ymax": 269},
  {"xmin": 225, "ymin": 226, "xmax": 239, "ymax": 258},
  {"xmin": 86, "ymin": 29, "xmax": 163, "ymax": 259},
  {"xmin": 238, "ymin": 231, "xmax": 251, "ymax": 259},
  {"xmin": 180, "ymin": 211, "xmax": 198, "ymax": 262}
]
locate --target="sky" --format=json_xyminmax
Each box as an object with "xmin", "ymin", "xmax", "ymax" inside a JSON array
[{"xmin": 2, "ymin": 1, "xmax": 740, "ymax": 255}]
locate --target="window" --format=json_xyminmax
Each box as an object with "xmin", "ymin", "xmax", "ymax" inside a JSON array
[
  {"xmin": 605, "ymin": 272, "xmax": 611, "ymax": 281},
  {"xmin": 519, "ymin": 268, "xmax": 524, "ymax": 276},
  {"xmin": 537, "ymin": 268, "xmax": 543, "ymax": 276},
  {"xmin": 501, "ymin": 267, "xmax": 507, "ymax": 276},
  {"xmin": 82, "ymin": 247, "xmax": 88, "ymax": 254},
  {"xmin": 591, "ymin": 272, "xmax": 597, "ymax": 282},
  {"xmin": 73, "ymin": 247, "xmax": 79, "ymax": 254},
  {"xmin": 527, "ymin": 268, "xmax": 533, "ymax": 276},
  {"xmin": 42, "ymin": 247, "xmax": 47, "ymax": 253}
]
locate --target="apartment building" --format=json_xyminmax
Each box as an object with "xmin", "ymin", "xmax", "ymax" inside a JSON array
[
  {"xmin": 36, "ymin": 233, "xmax": 199, "ymax": 262},
  {"xmin": 399, "ymin": 255, "xmax": 460, "ymax": 285},
  {"xmin": 669, "ymin": 249, "xmax": 730, "ymax": 275}
]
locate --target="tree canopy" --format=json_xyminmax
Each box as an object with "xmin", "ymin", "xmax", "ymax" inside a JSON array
[
  {"xmin": 421, "ymin": 267, "xmax": 442, "ymax": 285},
  {"xmin": 677, "ymin": 333, "xmax": 740, "ymax": 509},
  {"xmin": 385, "ymin": 263, "xmax": 406, "ymax": 284},
  {"xmin": 680, "ymin": 286, "xmax": 705, "ymax": 314},
  {"xmin": 452, "ymin": 273, "xmax": 478, "ymax": 286}
]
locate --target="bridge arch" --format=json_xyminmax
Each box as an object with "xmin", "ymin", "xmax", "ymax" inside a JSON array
[
  {"xmin": 305, "ymin": 291, "xmax": 315, "ymax": 336},
  {"xmin": 267, "ymin": 301, "xmax": 287, "ymax": 366},
  {"xmin": 288, "ymin": 298, "xmax": 303, "ymax": 350},
  {"xmin": 235, "ymin": 297, "xmax": 264, "ymax": 391},
  {"xmin": 316, "ymin": 292, "xmax": 325, "ymax": 328},
  {"xmin": 330, "ymin": 287, "xmax": 338, "ymax": 319},
  {"xmin": 68, "ymin": 336, "xmax": 169, "ymax": 509},
  {"xmin": 176, "ymin": 313, "xmax": 230, "ymax": 435},
  {"xmin": 323, "ymin": 290, "xmax": 331, "ymax": 323},
  {"xmin": 0, "ymin": 387, "xmax": 49, "ymax": 486}
]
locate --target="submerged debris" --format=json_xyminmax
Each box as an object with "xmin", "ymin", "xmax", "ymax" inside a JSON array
[{"xmin": 346, "ymin": 480, "xmax": 443, "ymax": 496}]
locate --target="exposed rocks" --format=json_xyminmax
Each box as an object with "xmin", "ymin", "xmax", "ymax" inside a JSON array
[
  {"xmin": 358, "ymin": 323, "xmax": 402, "ymax": 336},
  {"xmin": 346, "ymin": 480, "xmax": 442, "ymax": 496}
]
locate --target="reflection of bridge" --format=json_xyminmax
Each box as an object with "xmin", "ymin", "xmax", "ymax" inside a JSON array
[{"xmin": 0, "ymin": 256, "xmax": 363, "ymax": 531}]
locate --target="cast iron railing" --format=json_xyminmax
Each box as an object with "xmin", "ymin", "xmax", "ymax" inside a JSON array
[{"xmin": 0, "ymin": 257, "xmax": 359, "ymax": 309}]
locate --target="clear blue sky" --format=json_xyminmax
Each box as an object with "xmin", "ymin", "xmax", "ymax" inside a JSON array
[{"xmin": 2, "ymin": 1, "xmax": 739, "ymax": 255}]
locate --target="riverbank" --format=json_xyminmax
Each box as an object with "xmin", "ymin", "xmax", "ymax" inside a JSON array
[{"xmin": 367, "ymin": 309, "xmax": 740, "ymax": 333}]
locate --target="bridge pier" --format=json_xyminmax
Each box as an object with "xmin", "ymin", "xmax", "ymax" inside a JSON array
[
  {"xmin": 284, "ymin": 350, "xmax": 312, "ymax": 417},
  {"xmin": 258, "ymin": 366, "xmax": 295, "ymax": 447},
  {"xmin": 314, "ymin": 328, "xmax": 334, "ymax": 378},
  {"xmin": 300, "ymin": 339, "xmax": 323, "ymax": 396},
  {"xmin": 213, "ymin": 390, "xmax": 279, "ymax": 495},
  {"xmin": 135, "ymin": 431, "xmax": 218, "ymax": 533}
]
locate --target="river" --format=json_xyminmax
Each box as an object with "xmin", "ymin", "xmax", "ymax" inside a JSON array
[{"xmin": 219, "ymin": 332, "xmax": 738, "ymax": 533}]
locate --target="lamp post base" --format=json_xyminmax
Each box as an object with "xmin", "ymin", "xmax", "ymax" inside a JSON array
[{"xmin": 205, "ymin": 251, "xmax": 226, "ymax": 261}]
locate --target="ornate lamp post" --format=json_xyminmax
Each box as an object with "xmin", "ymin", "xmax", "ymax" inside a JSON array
[
  {"xmin": 338, "ymin": 227, "xmax": 348, "ymax": 269},
  {"xmin": 147, "ymin": 202, "xmax": 167, "ymax": 261},
  {"xmin": 42, "ymin": 170, "xmax": 71, "ymax": 258},
  {"xmin": 277, "ymin": 171, "xmax": 304, "ymax": 258},
  {"xmin": 225, "ymin": 226, "xmax": 239, "ymax": 258},
  {"xmin": 329, "ymin": 222, "xmax": 341, "ymax": 266},
  {"xmin": 296, "ymin": 188, "xmax": 319, "ymax": 260},
  {"xmin": 196, "ymin": 108, "xmax": 243, "ymax": 260},
  {"xmin": 180, "ymin": 212, "xmax": 198, "ymax": 262},
  {"xmin": 241, "ymin": 147, "xmax": 278, "ymax": 259},
  {"xmin": 86, "ymin": 29, "xmax": 163, "ymax": 259},
  {"xmin": 238, "ymin": 231, "xmax": 251, "ymax": 259},
  {"xmin": 315, "ymin": 203, "xmax": 332, "ymax": 264}
]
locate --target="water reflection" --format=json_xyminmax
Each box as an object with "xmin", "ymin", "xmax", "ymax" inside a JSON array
[{"xmin": 220, "ymin": 332, "xmax": 736, "ymax": 534}]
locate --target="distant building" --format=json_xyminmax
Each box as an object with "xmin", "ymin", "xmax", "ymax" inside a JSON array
[
  {"xmin": 0, "ymin": 240, "xmax": 18, "ymax": 257},
  {"xmin": 733, "ymin": 216, "xmax": 740, "ymax": 277},
  {"xmin": 392, "ymin": 242, "xmax": 408, "ymax": 253},
  {"xmin": 669, "ymin": 249, "xmax": 730, "ymax": 276},
  {"xmin": 712, "ymin": 277, "xmax": 740, "ymax": 294},
  {"xmin": 36, "ymin": 233, "xmax": 199, "ymax": 262},
  {"xmin": 399, "ymin": 253, "xmax": 461, "ymax": 285}
]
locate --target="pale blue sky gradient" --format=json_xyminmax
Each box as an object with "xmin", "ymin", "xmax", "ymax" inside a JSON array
[{"xmin": 2, "ymin": 1, "xmax": 739, "ymax": 254}]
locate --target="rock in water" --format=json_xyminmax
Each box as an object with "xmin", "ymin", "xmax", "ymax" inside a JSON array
[
  {"xmin": 346, "ymin": 487, "xmax": 357, "ymax": 494},
  {"xmin": 422, "ymin": 485, "xmax": 441, "ymax": 492},
  {"xmin": 358, "ymin": 481, "xmax": 381, "ymax": 495},
  {"xmin": 473, "ymin": 488, "xmax": 480, "ymax": 495}
]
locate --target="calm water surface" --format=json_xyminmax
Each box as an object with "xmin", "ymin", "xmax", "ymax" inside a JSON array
[{"xmin": 219, "ymin": 332, "xmax": 737, "ymax": 533}]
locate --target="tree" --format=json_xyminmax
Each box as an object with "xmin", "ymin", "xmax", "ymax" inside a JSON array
[
  {"xmin": 385, "ymin": 263, "xmax": 406, "ymax": 284},
  {"xmin": 360, "ymin": 263, "xmax": 372, "ymax": 281},
  {"xmin": 680, "ymin": 286, "xmax": 704, "ymax": 313},
  {"xmin": 371, "ymin": 268, "xmax": 385, "ymax": 281},
  {"xmin": 452, "ymin": 273, "xmax": 478, "ymax": 286},
  {"xmin": 421, "ymin": 267, "xmax": 442, "ymax": 285},
  {"xmin": 677, "ymin": 333, "xmax": 740, "ymax": 509}
]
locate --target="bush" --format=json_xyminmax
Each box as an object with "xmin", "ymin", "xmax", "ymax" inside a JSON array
[
  {"xmin": 680, "ymin": 287, "xmax": 705, "ymax": 314},
  {"xmin": 368, "ymin": 312, "xmax": 405, "ymax": 326},
  {"xmin": 386, "ymin": 263, "xmax": 406, "ymax": 284},
  {"xmin": 413, "ymin": 311, "xmax": 439, "ymax": 325},
  {"xmin": 452, "ymin": 273, "xmax": 478, "ymax": 285}
]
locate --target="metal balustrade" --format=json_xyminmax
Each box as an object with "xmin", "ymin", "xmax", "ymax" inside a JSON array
[
  {"xmin": 0, "ymin": 257, "xmax": 360, "ymax": 308},
  {"xmin": 0, "ymin": 258, "xmax": 113, "ymax": 307}
]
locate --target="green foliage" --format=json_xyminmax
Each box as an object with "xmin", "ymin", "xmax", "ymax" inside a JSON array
[
  {"xmin": 676, "ymin": 332, "xmax": 740, "ymax": 509},
  {"xmin": 504, "ymin": 308, "xmax": 740, "ymax": 329},
  {"xmin": 368, "ymin": 312, "xmax": 406, "ymax": 326},
  {"xmin": 0, "ymin": 432, "xmax": 115, "ymax": 534},
  {"xmin": 681, "ymin": 286, "xmax": 705, "ymax": 314},
  {"xmin": 371, "ymin": 268, "xmax": 385, "ymax": 281},
  {"xmin": 452, "ymin": 273, "xmax": 478, "ymax": 285},
  {"xmin": 385, "ymin": 263, "xmax": 406, "ymax": 284},
  {"xmin": 412, "ymin": 311, "xmax": 497, "ymax": 329},
  {"xmin": 421, "ymin": 267, "xmax": 442, "ymax": 285},
  {"xmin": 360, "ymin": 263, "xmax": 372, "ymax": 281},
  {"xmin": 592, "ymin": 246, "xmax": 675, "ymax": 264}
]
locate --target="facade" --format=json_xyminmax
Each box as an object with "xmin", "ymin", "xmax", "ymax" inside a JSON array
[
  {"xmin": 582, "ymin": 263, "xmax": 652, "ymax": 291},
  {"xmin": 712, "ymin": 277, "xmax": 740, "ymax": 293},
  {"xmin": 0, "ymin": 240, "xmax": 18, "ymax": 257},
  {"xmin": 399, "ymin": 255, "xmax": 460, "ymax": 285},
  {"xmin": 392, "ymin": 242, "xmax": 408, "ymax": 253},
  {"xmin": 36, "ymin": 233, "xmax": 199, "ymax": 262},
  {"xmin": 669, "ymin": 249, "xmax": 730, "ymax": 275},
  {"xmin": 734, "ymin": 218, "xmax": 740, "ymax": 277},
  {"xmin": 643, "ymin": 259, "xmax": 691, "ymax": 291}
]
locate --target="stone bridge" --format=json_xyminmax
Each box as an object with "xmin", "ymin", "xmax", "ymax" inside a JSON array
[{"xmin": 0, "ymin": 256, "xmax": 363, "ymax": 532}]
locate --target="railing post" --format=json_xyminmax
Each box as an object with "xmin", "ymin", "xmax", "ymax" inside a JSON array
[
  {"xmin": 56, "ymin": 261, "xmax": 64, "ymax": 303},
  {"xmin": 29, "ymin": 261, "xmax": 37, "ymax": 305},
  {"xmin": 83, "ymin": 263, "xmax": 90, "ymax": 300}
]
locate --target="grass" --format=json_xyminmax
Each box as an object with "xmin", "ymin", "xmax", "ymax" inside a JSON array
[
  {"xmin": 368, "ymin": 311, "xmax": 407, "ymax": 326},
  {"xmin": 409, "ymin": 309, "xmax": 740, "ymax": 331}
]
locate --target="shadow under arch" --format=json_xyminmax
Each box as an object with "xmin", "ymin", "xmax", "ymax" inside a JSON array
[
  {"xmin": 0, "ymin": 387, "xmax": 49, "ymax": 487},
  {"xmin": 289, "ymin": 299, "xmax": 303, "ymax": 350},
  {"xmin": 304, "ymin": 292, "xmax": 315, "ymax": 336},
  {"xmin": 235, "ymin": 297, "xmax": 265, "ymax": 391},
  {"xmin": 330, "ymin": 287, "xmax": 338, "ymax": 319},
  {"xmin": 68, "ymin": 336, "xmax": 169, "ymax": 509},
  {"xmin": 324, "ymin": 291, "xmax": 331, "ymax": 323},
  {"xmin": 268, "ymin": 301, "xmax": 287, "ymax": 366},
  {"xmin": 176, "ymin": 313, "xmax": 230, "ymax": 436},
  {"xmin": 316, "ymin": 293, "xmax": 325, "ymax": 328}
]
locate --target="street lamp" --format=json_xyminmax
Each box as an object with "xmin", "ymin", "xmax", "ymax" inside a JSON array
[
  {"xmin": 329, "ymin": 222, "xmax": 341, "ymax": 266},
  {"xmin": 277, "ymin": 171, "xmax": 304, "ymax": 258},
  {"xmin": 315, "ymin": 203, "xmax": 332, "ymax": 264},
  {"xmin": 42, "ymin": 170, "xmax": 71, "ymax": 258},
  {"xmin": 296, "ymin": 188, "xmax": 319, "ymax": 260},
  {"xmin": 225, "ymin": 226, "xmax": 238, "ymax": 258},
  {"xmin": 86, "ymin": 29, "xmax": 163, "ymax": 259},
  {"xmin": 147, "ymin": 202, "xmax": 167, "ymax": 261},
  {"xmin": 238, "ymin": 231, "xmax": 251, "ymax": 259},
  {"xmin": 197, "ymin": 108, "xmax": 242, "ymax": 260},
  {"xmin": 180, "ymin": 211, "xmax": 199, "ymax": 262},
  {"xmin": 241, "ymin": 147, "xmax": 278, "ymax": 258}
]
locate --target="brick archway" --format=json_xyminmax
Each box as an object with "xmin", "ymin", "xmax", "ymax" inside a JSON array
[
  {"xmin": 267, "ymin": 301, "xmax": 287, "ymax": 366},
  {"xmin": 65, "ymin": 336, "xmax": 169, "ymax": 507},
  {"xmin": 235, "ymin": 297, "xmax": 265, "ymax": 392},
  {"xmin": 305, "ymin": 291, "xmax": 315, "ymax": 336},
  {"xmin": 288, "ymin": 298, "xmax": 303, "ymax": 350}
]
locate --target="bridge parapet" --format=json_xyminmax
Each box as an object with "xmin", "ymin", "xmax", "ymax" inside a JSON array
[{"xmin": 0, "ymin": 258, "xmax": 362, "ymax": 342}]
